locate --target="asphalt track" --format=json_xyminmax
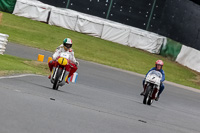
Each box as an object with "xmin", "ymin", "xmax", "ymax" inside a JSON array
[{"xmin": 0, "ymin": 42, "xmax": 200, "ymax": 133}]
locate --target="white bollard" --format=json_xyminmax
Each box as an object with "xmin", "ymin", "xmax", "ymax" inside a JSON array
[{"xmin": 0, "ymin": 33, "xmax": 9, "ymax": 55}]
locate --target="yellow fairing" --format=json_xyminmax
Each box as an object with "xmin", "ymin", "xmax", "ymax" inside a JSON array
[{"xmin": 58, "ymin": 57, "xmax": 68, "ymax": 65}]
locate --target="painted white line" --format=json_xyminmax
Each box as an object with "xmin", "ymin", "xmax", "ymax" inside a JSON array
[
  {"xmin": 0, "ymin": 74, "xmax": 43, "ymax": 79},
  {"xmin": 15, "ymin": 89, "xmax": 21, "ymax": 92}
]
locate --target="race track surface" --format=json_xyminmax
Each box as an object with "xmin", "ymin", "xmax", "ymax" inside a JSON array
[{"xmin": 0, "ymin": 43, "xmax": 199, "ymax": 133}]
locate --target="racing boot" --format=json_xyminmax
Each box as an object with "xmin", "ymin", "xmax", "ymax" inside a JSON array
[
  {"xmin": 48, "ymin": 74, "xmax": 51, "ymax": 79},
  {"xmin": 140, "ymin": 91, "xmax": 145, "ymax": 96},
  {"xmin": 155, "ymin": 95, "xmax": 160, "ymax": 101}
]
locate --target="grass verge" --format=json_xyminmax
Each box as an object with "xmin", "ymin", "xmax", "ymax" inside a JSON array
[
  {"xmin": 0, "ymin": 12, "xmax": 200, "ymax": 89},
  {"xmin": 0, "ymin": 54, "xmax": 49, "ymax": 76}
]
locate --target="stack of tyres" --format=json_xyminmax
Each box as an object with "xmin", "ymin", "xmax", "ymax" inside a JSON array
[{"xmin": 0, "ymin": 33, "xmax": 9, "ymax": 55}]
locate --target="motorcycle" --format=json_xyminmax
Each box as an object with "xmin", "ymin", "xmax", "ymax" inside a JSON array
[
  {"xmin": 50, "ymin": 52, "xmax": 71, "ymax": 90},
  {"xmin": 143, "ymin": 70, "xmax": 162, "ymax": 105}
]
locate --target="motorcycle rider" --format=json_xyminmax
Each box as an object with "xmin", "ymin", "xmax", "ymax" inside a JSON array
[
  {"xmin": 140, "ymin": 60, "xmax": 165, "ymax": 101},
  {"xmin": 48, "ymin": 38, "xmax": 79, "ymax": 84}
]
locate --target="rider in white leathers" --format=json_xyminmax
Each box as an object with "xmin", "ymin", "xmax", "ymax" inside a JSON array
[{"xmin": 48, "ymin": 38, "xmax": 79, "ymax": 84}]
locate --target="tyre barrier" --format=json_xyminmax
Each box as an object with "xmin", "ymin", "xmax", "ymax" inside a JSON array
[{"xmin": 0, "ymin": 33, "xmax": 9, "ymax": 55}]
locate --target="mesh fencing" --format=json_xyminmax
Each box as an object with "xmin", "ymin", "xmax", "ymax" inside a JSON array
[{"xmin": 39, "ymin": 0, "xmax": 200, "ymax": 50}]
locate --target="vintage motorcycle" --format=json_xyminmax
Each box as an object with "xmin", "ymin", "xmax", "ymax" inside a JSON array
[
  {"xmin": 143, "ymin": 70, "xmax": 162, "ymax": 105},
  {"xmin": 49, "ymin": 52, "xmax": 71, "ymax": 90}
]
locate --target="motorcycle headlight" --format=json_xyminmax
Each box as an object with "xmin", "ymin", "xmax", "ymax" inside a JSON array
[{"xmin": 58, "ymin": 57, "xmax": 68, "ymax": 65}]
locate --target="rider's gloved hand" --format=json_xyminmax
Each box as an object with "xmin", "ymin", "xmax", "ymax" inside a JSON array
[
  {"xmin": 53, "ymin": 56, "xmax": 60, "ymax": 61},
  {"xmin": 75, "ymin": 61, "xmax": 79, "ymax": 66}
]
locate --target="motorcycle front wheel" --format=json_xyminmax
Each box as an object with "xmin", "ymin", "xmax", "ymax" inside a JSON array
[
  {"xmin": 143, "ymin": 85, "xmax": 152, "ymax": 105},
  {"xmin": 147, "ymin": 96, "xmax": 153, "ymax": 105},
  {"xmin": 53, "ymin": 68, "xmax": 63, "ymax": 90}
]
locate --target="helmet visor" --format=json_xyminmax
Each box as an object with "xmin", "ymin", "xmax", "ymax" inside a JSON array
[{"xmin": 64, "ymin": 43, "xmax": 72, "ymax": 48}]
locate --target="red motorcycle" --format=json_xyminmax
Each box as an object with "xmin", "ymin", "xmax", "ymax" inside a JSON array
[{"xmin": 50, "ymin": 52, "xmax": 71, "ymax": 90}]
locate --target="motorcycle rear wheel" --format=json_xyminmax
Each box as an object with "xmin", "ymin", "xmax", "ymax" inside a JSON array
[
  {"xmin": 143, "ymin": 85, "xmax": 152, "ymax": 104},
  {"xmin": 53, "ymin": 68, "xmax": 63, "ymax": 90}
]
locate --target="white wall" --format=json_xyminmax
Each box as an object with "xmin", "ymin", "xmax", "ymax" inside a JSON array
[
  {"xmin": 176, "ymin": 45, "xmax": 200, "ymax": 72},
  {"xmin": 13, "ymin": 0, "xmax": 166, "ymax": 54}
]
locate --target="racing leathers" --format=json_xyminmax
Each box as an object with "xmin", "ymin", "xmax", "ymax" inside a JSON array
[
  {"xmin": 48, "ymin": 44, "xmax": 78, "ymax": 81},
  {"xmin": 142, "ymin": 67, "xmax": 165, "ymax": 97}
]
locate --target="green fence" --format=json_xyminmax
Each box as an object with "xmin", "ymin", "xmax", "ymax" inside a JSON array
[
  {"xmin": 0, "ymin": 0, "xmax": 16, "ymax": 13},
  {"xmin": 160, "ymin": 39, "xmax": 182, "ymax": 60}
]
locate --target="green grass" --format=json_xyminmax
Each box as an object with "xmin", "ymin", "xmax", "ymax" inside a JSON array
[
  {"xmin": 0, "ymin": 12, "xmax": 200, "ymax": 89},
  {"xmin": 0, "ymin": 54, "xmax": 49, "ymax": 76}
]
